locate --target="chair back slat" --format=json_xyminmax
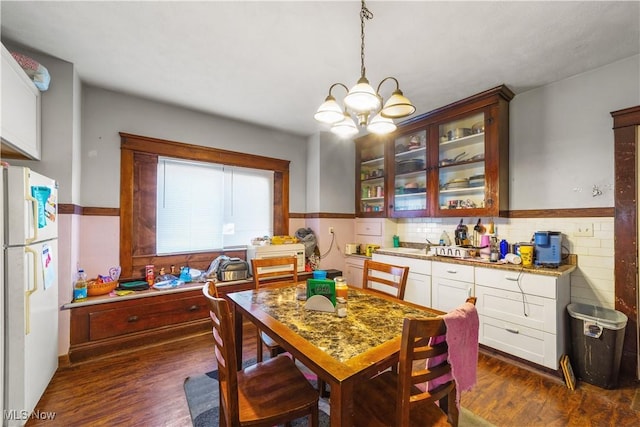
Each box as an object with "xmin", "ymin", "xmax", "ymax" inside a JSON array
[
  {"xmin": 202, "ymin": 283, "xmax": 240, "ymax": 426},
  {"xmin": 251, "ymin": 256, "xmax": 298, "ymax": 288},
  {"xmin": 362, "ymin": 259, "xmax": 410, "ymax": 299}
]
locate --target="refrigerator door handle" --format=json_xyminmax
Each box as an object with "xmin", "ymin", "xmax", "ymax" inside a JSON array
[
  {"xmin": 25, "ymin": 189, "xmax": 39, "ymax": 244},
  {"xmin": 24, "ymin": 245, "xmax": 38, "ymax": 335}
]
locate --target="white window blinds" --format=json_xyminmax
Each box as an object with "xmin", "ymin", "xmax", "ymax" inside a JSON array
[{"xmin": 156, "ymin": 157, "xmax": 273, "ymax": 254}]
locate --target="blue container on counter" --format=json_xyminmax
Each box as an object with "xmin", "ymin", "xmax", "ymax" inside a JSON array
[
  {"xmin": 499, "ymin": 239, "xmax": 509, "ymax": 259},
  {"xmin": 313, "ymin": 270, "xmax": 327, "ymax": 280}
]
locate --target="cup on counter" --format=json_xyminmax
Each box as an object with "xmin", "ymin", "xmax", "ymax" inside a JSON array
[
  {"xmin": 313, "ymin": 270, "xmax": 327, "ymax": 280},
  {"xmin": 296, "ymin": 283, "xmax": 307, "ymax": 301},
  {"xmin": 519, "ymin": 244, "xmax": 534, "ymax": 267}
]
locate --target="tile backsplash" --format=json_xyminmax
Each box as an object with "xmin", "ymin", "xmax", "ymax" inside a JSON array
[{"xmin": 397, "ymin": 217, "xmax": 615, "ymax": 309}]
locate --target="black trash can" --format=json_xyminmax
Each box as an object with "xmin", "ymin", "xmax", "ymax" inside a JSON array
[{"xmin": 567, "ymin": 303, "xmax": 628, "ymax": 389}]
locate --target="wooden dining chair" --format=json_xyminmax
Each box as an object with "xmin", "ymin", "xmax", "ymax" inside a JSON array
[
  {"xmin": 202, "ymin": 282, "xmax": 319, "ymax": 427},
  {"xmin": 353, "ymin": 297, "xmax": 478, "ymax": 427},
  {"xmin": 251, "ymin": 256, "xmax": 298, "ymax": 362},
  {"xmin": 362, "ymin": 259, "xmax": 410, "ymax": 300}
]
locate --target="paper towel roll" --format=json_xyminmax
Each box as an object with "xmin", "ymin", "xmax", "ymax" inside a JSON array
[{"xmin": 504, "ymin": 253, "xmax": 522, "ymax": 264}]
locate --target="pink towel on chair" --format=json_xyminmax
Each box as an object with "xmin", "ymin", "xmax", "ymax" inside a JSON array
[{"xmin": 425, "ymin": 302, "xmax": 479, "ymax": 406}]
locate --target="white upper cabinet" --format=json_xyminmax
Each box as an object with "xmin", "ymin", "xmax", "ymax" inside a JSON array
[{"xmin": 1, "ymin": 44, "xmax": 41, "ymax": 160}]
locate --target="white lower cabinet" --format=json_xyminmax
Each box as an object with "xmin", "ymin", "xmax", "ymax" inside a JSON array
[
  {"xmin": 474, "ymin": 267, "xmax": 571, "ymax": 370},
  {"xmin": 372, "ymin": 254, "xmax": 431, "ymax": 308},
  {"xmin": 431, "ymin": 262, "xmax": 474, "ymax": 312},
  {"xmin": 344, "ymin": 256, "xmax": 365, "ymax": 288}
]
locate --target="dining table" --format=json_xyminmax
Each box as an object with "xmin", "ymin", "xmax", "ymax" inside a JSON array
[{"xmin": 227, "ymin": 282, "xmax": 444, "ymax": 426}]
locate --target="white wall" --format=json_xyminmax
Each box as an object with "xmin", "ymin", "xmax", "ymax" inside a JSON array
[
  {"xmin": 509, "ymin": 54, "xmax": 639, "ymax": 209},
  {"xmin": 81, "ymin": 86, "xmax": 309, "ymax": 211}
]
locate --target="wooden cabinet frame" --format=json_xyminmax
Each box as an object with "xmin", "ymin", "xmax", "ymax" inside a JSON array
[
  {"xmin": 354, "ymin": 85, "xmax": 514, "ymax": 218},
  {"xmin": 119, "ymin": 133, "xmax": 290, "ymax": 279}
]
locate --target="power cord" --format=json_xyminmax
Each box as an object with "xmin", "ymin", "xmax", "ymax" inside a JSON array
[
  {"xmin": 319, "ymin": 229, "xmax": 337, "ymax": 259},
  {"xmin": 513, "ymin": 267, "xmax": 529, "ymax": 317}
]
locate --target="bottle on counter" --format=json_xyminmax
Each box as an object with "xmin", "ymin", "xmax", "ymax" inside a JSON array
[
  {"xmin": 335, "ymin": 277, "xmax": 348, "ymax": 299},
  {"xmin": 499, "ymin": 239, "xmax": 509, "ymax": 259},
  {"xmin": 73, "ymin": 268, "xmax": 88, "ymax": 301},
  {"xmin": 336, "ymin": 297, "xmax": 348, "ymax": 318}
]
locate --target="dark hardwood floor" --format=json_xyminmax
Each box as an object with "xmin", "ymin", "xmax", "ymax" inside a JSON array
[{"xmin": 27, "ymin": 323, "xmax": 640, "ymax": 426}]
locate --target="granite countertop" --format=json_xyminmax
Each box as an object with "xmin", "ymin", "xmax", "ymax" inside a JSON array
[
  {"xmin": 375, "ymin": 247, "xmax": 576, "ymax": 277},
  {"xmin": 247, "ymin": 286, "xmax": 439, "ymax": 362}
]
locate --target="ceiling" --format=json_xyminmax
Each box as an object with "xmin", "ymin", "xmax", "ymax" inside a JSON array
[{"xmin": 1, "ymin": 1, "xmax": 639, "ymax": 137}]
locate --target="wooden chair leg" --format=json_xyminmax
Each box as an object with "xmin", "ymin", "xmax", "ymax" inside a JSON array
[
  {"xmin": 311, "ymin": 402, "xmax": 319, "ymax": 427},
  {"xmin": 256, "ymin": 329, "xmax": 263, "ymax": 362},
  {"xmin": 318, "ymin": 378, "xmax": 329, "ymax": 398}
]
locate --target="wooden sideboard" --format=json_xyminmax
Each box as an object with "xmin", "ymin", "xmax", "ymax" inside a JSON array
[{"xmin": 66, "ymin": 270, "xmax": 342, "ymax": 364}]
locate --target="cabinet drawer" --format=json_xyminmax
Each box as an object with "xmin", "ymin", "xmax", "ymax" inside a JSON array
[
  {"xmin": 432, "ymin": 261, "xmax": 474, "ymax": 283},
  {"xmin": 479, "ymin": 315, "xmax": 559, "ymax": 369},
  {"xmin": 475, "ymin": 285, "xmax": 557, "ymax": 333},
  {"xmin": 373, "ymin": 254, "xmax": 431, "ymax": 275},
  {"xmin": 475, "ymin": 267, "xmax": 557, "ymax": 299},
  {"xmin": 355, "ymin": 221, "xmax": 382, "ymax": 236},
  {"xmin": 89, "ymin": 295, "xmax": 208, "ymax": 341}
]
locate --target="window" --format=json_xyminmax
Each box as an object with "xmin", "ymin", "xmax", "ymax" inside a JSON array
[
  {"xmin": 156, "ymin": 157, "xmax": 273, "ymax": 253},
  {"xmin": 119, "ymin": 133, "xmax": 289, "ymax": 278}
]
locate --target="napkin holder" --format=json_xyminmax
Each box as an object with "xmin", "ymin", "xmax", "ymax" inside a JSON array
[
  {"xmin": 304, "ymin": 295, "xmax": 335, "ymax": 312},
  {"xmin": 304, "ymin": 278, "xmax": 336, "ymax": 312}
]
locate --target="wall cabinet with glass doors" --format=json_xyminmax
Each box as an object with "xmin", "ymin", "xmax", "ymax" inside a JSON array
[
  {"xmin": 354, "ymin": 85, "xmax": 514, "ymax": 218},
  {"xmin": 356, "ymin": 136, "xmax": 387, "ymax": 217},
  {"xmin": 429, "ymin": 85, "xmax": 513, "ymax": 217}
]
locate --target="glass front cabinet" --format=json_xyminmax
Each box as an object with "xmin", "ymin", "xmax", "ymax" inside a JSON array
[
  {"xmin": 390, "ymin": 128, "xmax": 429, "ymax": 217},
  {"xmin": 430, "ymin": 85, "xmax": 513, "ymax": 217},
  {"xmin": 355, "ymin": 85, "xmax": 513, "ymax": 218},
  {"xmin": 356, "ymin": 136, "xmax": 387, "ymax": 217}
]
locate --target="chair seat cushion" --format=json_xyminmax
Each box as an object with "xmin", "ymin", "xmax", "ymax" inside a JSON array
[
  {"xmin": 354, "ymin": 371, "xmax": 451, "ymax": 427},
  {"xmin": 236, "ymin": 355, "xmax": 318, "ymax": 424}
]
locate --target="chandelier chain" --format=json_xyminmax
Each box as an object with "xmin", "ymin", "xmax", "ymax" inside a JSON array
[{"xmin": 359, "ymin": 0, "xmax": 373, "ymax": 78}]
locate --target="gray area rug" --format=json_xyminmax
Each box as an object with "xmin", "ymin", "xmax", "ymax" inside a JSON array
[
  {"xmin": 184, "ymin": 359, "xmax": 494, "ymax": 427},
  {"xmin": 184, "ymin": 359, "xmax": 330, "ymax": 427}
]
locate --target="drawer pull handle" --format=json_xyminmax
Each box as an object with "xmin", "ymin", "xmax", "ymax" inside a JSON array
[
  {"xmin": 506, "ymin": 276, "xmax": 519, "ymax": 282},
  {"xmin": 506, "ymin": 328, "xmax": 519, "ymax": 334},
  {"xmin": 128, "ymin": 315, "xmax": 139, "ymax": 323},
  {"xmin": 446, "ymin": 270, "xmax": 457, "ymax": 274},
  {"xmin": 188, "ymin": 305, "xmax": 199, "ymax": 312}
]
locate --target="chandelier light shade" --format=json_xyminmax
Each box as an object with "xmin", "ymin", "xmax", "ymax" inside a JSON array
[
  {"xmin": 331, "ymin": 112, "xmax": 359, "ymax": 138},
  {"xmin": 367, "ymin": 113, "xmax": 397, "ymax": 134},
  {"xmin": 344, "ymin": 77, "xmax": 381, "ymax": 113},
  {"xmin": 314, "ymin": 94, "xmax": 344, "ymax": 124},
  {"xmin": 314, "ymin": 0, "xmax": 415, "ymax": 138}
]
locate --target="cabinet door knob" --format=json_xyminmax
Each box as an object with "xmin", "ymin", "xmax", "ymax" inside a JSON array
[
  {"xmin": 188, "ymin": 305, "xmax": 199, "ymax": 312},
  {"xmin": 127, "ymin": 315, "xmax": 139, "ymax": 323}
]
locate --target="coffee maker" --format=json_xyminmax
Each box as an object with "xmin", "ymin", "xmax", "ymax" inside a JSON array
[{"xmin": 534, "ymin": 231, "xmax": 562, "ymax": 267}]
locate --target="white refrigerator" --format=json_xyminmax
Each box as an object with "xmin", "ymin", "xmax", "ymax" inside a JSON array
[{"xmin": 3, "ymin": 166, "xmax": 58, "ymax": 426}]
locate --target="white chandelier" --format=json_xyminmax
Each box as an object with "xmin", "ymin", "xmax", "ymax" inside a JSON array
[{"xmin": 314, "ymin": 0, "xmax": 416, "ymax": 138}]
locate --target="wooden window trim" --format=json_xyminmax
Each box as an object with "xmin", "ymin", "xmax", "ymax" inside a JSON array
[{"xmin": 119, "ymin": 132, "xmax": 290, "ymax": 279}]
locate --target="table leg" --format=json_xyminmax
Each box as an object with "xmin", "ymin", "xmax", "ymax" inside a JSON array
[
  {"xmin": 329, "ymin": 380, "xmax": 354, "ymax": 426},
  {"xmin": 232, "ymin": 304, "xmax": 243, "ymax": 369}
]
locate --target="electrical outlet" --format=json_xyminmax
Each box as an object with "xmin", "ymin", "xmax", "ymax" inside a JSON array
[
  {"xmin": 574, "ymin": 224, "xmax": 593, "ymax": 237},
  {"xmin": 329, "ymin": 227, "xmax": 334, "ymax": 234}
]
